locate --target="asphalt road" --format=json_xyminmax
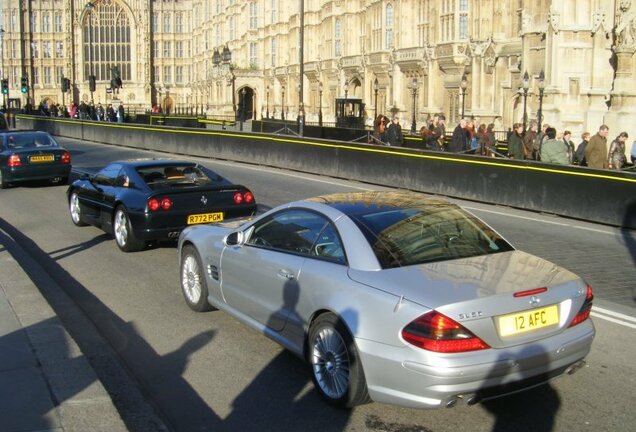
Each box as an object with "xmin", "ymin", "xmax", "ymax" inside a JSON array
[{"xmin": 1, "ymin": 137, "xmax": 634, "ymax": 432}]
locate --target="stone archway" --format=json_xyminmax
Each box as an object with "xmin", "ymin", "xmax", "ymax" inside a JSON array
[
  {"xmin": 238, "ymin": 86, "xmax": 255, "ymax": 120},
  {"xmin": 162, "ymin": 96, "xmax": 174, "ymax": 115}
]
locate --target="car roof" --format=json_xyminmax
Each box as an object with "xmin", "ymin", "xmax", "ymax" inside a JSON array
[
  {"xmin": 305, "ymin": 191, "xmax": 455, "ymax": 217},
  {"xmin": 115, "ymin": 159, "xmax": 198, "ymax": 168},
  {"xmin": 0, "ymin": 130, "xmax": 51, "ymax": 136}
]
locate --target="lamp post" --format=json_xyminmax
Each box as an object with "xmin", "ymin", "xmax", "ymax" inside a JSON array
[
  {"xmin": 409, "ymin": 78, "xmax": 418, "ymax": 133},
  {"xmin": 373, "ymin": 78, "xmax": 379, "ymax": 117},
  {"xmin": 298, "ymin": 0, "xmax": 305, "ymax": 137},
  {"xmin": 1, "ymin": 28, "xmax": 6, "ymax": 110},
  {"xmin": 522, "ymin": 70, "xmax": 530, "ymax": 132},
  {"xmin": 460, "ymin": 73, "xmax": 467, "ymax": 119},
  {"xmin": 266, "ymin": 85, "xmax": 270, "ymax": 119},
  {"xmin": 281, "ymin": 86, "xmax": 285, "ymax": 120},
  {"xmin": 318, "ymin": 81, "xmax": 323, "ymax": 127},
  {"xmin": 537, "ymin": 70, "xmax": 545, "ymax": 131},
  {"xmin": 85, "ymin": 2, "xmax": 96, "ymax": 104},
  {"xmin": 240, "ymin": 87, "xmax": 246, "ymax": 131}
]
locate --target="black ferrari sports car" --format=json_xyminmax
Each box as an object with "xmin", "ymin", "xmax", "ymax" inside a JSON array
[
  {"xmin": 0, "ymin": 130, "xmax": 72, "ymax": 188},
  {"xmin": 67, "ymin": 159, "xmax": 257, "ymax": 252}
]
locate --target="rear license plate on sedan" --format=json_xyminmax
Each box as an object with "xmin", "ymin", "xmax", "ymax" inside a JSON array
[
  {"xmin": 30, "ymin": 155, "xmax": 54, "ymax": 163},
  {"xmin": 498, "ymin": 305, "xmax": 559, "ymax": 337},
  {"xmin": 187, "ymin": 212, "xmax": 224, "ymax": 225}
]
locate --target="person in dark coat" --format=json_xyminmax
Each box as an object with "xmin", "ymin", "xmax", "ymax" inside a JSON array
[
  {"xmin": 385, "ymin": 116, "xmax": 403, "ymax": 146},
  {"xmin": 449, "ymin": 118, "xmax": 467, "ymax": 153},
  {"xmin": 507, "ymin": 123, "xmax": 525, "ymax": 159}
]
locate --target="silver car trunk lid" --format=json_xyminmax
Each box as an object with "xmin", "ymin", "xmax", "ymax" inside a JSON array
[{"xmin": 348, "ymin": 250, "xmax": 588, "ymax": 348}]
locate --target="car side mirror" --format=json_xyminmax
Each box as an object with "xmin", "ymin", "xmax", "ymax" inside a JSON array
[{"xmin": 225, "ymin": 231, "xmax": 244, "ymax": 246}]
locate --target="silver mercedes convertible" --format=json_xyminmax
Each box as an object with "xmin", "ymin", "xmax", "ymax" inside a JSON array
[{"xmin": 177, "ymin": 191, "xmax": 595, "ymax": 409}]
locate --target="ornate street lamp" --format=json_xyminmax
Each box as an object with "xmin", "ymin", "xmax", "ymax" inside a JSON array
[
  {"xmin": 281, "ymin": 86, "xmax": 285, "ymax": 120},
  {"xmin": 460, "ymin": 73, "xmax": 468, "ymax": 119},
  {"xmin": 240, "ymin": 87, "xmax": 246, "ymax": 131},
  {"xmin": 266, "ymin": 85, "xmax": 270, "ymax": 119},
  {"xmin": 409, "ymin": 78, "xmax": 418, "ymax": 133},
  {"xmin": 537, "ymin": 70, "xmax": 545, "ymax": 131},
  {"xmin": 318, "ymin": 81, "xmax": 323, "ymax": 127},
  {"xmin": 373, "ymin": 78, "xmax": 379, "ymax": 116},
  {"xmin": 522, "ymin": 70, "xmax": 530, "ymax": 132},
  {"xmin": 85, "ymin": 2, "xmax": 96, "ymax": 104}
]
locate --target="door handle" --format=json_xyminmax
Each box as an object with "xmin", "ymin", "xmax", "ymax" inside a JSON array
[{"xmin": 277, "ymin": 269, "xmax": 295, "ymax": 280}]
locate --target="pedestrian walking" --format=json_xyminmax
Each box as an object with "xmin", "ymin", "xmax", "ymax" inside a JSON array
[
  {"xmin": 608, "ymin": 132, "xmax": 628, "ymax": 170},
  {"xmin": 585, "ymin": 125, "xmax": 609, "ymax": 169},
  {"xmin": 562, "ymin": 130, "xmax": 576, "ymax": 164},
  {"xmin": 117, "ymin": 103, "xmax": 125, "ymax": 123},
  {"xmin": 449, "ymin": 118, "xmax": 467, "ymax": 153},
  {"xmin": 507, "ymin": 123, "xmax": 525, "ymax": 159},
  {"xmin": 385, "ymin": 116, "xmax": 403, "ymax": 146},
  {"xmin": 574, "ymin": 132, "xmax": 590, "ymax": 166},
  {"xmin": 524, "ymin": 121, "xmax": 538, "ymax": 159},
  {"xmin": 540, "ymin": 127, "xmax": 569, "ymax": 165}
]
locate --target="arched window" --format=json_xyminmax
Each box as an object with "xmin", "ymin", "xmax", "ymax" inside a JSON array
[
  {"xmin": 385, "ymin": 4, "xmax": 393, "ymax": 49},
  {"xmin": 83, "ymin": 1, "xmax": 132, "ymax": 83},
  {"xmin": 335, "ymin": 18, "xmax": 342, "ymax": 57}
]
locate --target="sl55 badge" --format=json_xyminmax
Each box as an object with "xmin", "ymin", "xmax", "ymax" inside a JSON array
[{"xmin": 459, "ymin": 311, "xmax": 483, "ymax": 320}]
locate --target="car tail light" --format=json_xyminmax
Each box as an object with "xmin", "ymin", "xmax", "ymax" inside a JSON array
[
  {"xmin": 160, "ymin": 198, "xmax": 172, "ymax": 210},
  {"xmin": 61, "ymin": 151, "xmax": 71, "ymax": 165},
  {"xmin": 8, "ymin": 154, "xmax": 21, "ymax": 167},
  {"xmin": 402, "ymin": 310, "xmax": 490, "ymax": 353},
  {"xmin": 148, "ymin": 197, "xmax": 172, "ymax": 211},
  {"xmin": 569, "ymin": 284, "xmax": 594, "ymax": 328},
  {"xmin": 148, "ymin": 198, "xmax": 160, "ymax": 212},
  {"xmin": 233, "ymin": 191, "xmax": 255, "ymax": 204}
]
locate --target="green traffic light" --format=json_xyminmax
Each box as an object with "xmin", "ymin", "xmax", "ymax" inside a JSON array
[{"xmin": 21, "ymin": 86, "xmax": 28, "ymax": 94}]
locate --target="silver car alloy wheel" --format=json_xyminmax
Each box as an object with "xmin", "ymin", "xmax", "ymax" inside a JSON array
[
  {"xmin": 70, "ymin": 193, "xmax": 81, "ymax": 224},
  {"xmin": 311, "ymin": 327, "xmax": 350, "ymax": 400},
  {"xmin": 181, "ymin": 254, "xmax": 202, "ymax": 304},
  {"xmin": 114, "ymin": 209, "xmax": 129, "ymax": 247}
]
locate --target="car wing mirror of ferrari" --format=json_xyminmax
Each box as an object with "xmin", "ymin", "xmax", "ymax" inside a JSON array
[{"xmin": 225, "ymin": 231, "xmax": 244, "ymax": 246}]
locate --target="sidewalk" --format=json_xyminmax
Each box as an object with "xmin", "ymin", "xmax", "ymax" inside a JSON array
[{"xmin": 0, "ymin": 232, "xmax": 128, "ymax": 431}]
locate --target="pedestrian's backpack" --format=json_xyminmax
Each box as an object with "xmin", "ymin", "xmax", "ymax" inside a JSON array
[{"xmin": 470, "ymin": 136, "xmax": 479, "ymax": 149}]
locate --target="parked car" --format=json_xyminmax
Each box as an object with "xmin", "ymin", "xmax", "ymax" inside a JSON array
[
  {"xmin": 67, "ymin": 159, "xmax": 257, "ymax": 252},
  {"xmin": 177, "ymin": 191, "xmax": 595, "ymax": 409},
  {"xmin": 0, "ymin": 130, "xmax": 71, "ymax": 188}
]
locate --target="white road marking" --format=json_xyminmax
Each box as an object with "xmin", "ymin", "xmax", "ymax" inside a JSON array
[
  {"xmin": 591, "ymin": 311, "xmax": 636, "ymax": 329},
  {"xmin": 591, "ymin": 306, "xmax": 636, "ymax": 329}
]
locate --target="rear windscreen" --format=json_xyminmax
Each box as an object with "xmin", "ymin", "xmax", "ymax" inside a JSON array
[
  {"xmin": 5, "ymin": 133, "xmax": 58, "ymax": 149},
  {"xmin": 350, "ymin": 205, "xmax": 514, "ymax": 268},
  {"xmin": 137, "ymin": 165, "xmax": 221, "ymax": 189}
]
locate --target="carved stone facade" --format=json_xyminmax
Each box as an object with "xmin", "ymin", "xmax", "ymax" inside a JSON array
[{"xmin": 1, "ymin": 0, "xmax": 635, "ymax": 137}]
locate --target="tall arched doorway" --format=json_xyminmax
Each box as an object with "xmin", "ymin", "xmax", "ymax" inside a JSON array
[{"xmin": 238, "ymin": 87, "xmax": 255, "ymax": 120}]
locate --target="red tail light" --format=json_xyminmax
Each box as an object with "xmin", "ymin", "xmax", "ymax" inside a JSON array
[
  {"xmin": 160, "ymin": 198, "xmax": 172, "ymax": 210},
  {"xmin": 569, "ymin": 284, "xmax": 594, "ymax": 328},
  {"xmin": 8, "ymin": 154, "xmax": 21, "ymax": 167},
  {"xmin": 148, "ymin": 198, "xmax": 160, "ymax": 212},
  {"xmin": 243, "ymin": 191, "xmax": 254, "ymax": 203},
  {"xmin": 61, "ymin": 151, "xmax": 71, "ymax": 165},
  {"xmin": 402, "ymin": 311, "xmax": 490, "ymax": 353},
  {"xmin": 148, "ymin": 197, "xmax": 172, "ymax": 211},
  {"xmin": 233, "ymin": 191, "xmax": 255, "ymax": 204},
  {"xmin": 233, "ymin": 192, "xmax": 244, "ymax": 204}
]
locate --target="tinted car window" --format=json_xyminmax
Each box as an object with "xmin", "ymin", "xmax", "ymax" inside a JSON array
[
  {"xmin": 312, "ymin": 222, "xmax": 346, "ymax": 264},
  {"xmin": 137, "ymin": 164, "xmax": 221, "ymax": 189},
  {"xmin": 5, "ymin": 133, "xmax": 58, "ymax": 149},
  {"xmin": 247, "ymin": 209, "xmax": 330, "ymax": 256},
  {"xmin": 349, "ymin": 204, "xmax": 513, "ymax": 268},
  {"xmin": 94, "ymin": 163, "xmax": 123, "ymax": 186}
]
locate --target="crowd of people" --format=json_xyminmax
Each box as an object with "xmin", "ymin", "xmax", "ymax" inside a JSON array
[
  {"xmin": 32, "ymin": 100, "xmax": 127, "ymax": 123},
  {"xmin": 378, "ymin": 112, "xmax": 634, "ymax": 171}
]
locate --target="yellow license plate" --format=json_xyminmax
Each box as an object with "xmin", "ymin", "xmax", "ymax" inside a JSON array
[
  {"xmin": 187, "ymin": 212, "xmax": 224, "ymax": 225},
  {"xmin": 498, "ymin": 305, "xmax": 559, "ymax": 337},
  {"xmin": 30, "ymin": 155, "xmax": 54, "ymax": 163}
]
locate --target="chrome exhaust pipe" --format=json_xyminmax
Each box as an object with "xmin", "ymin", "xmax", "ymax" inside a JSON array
[
  {"xmin": 446, "ymin": 397, "xmax": 459, "ymax": 408},
  {"xmin": 566, "ymin": 360, "xmax": 586, "ymax": 375}
]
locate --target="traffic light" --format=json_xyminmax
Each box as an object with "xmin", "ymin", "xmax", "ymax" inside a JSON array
[
  {"xmin": 21, "ymin": 76, "xmax": 28, "ymax": 94},
  {"xmin": 1, "ymin": 79, "xmax": 8, "ymax": 95},
  {"xmin": 89, "ymin": 75, "xmax": 96, "ymax": 92}
]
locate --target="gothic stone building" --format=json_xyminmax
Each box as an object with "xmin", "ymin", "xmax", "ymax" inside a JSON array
[{"xmin": 2, "ymin": 0, "xmax": 636, "ymax": 138}]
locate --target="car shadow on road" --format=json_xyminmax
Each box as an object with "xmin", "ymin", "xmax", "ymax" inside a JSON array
[
  {"xmin": 0, "ymin": 218, "xmax": 221, "ymax": 431},
  {"xmin": 47, "ymin": 233, "xmax": 111, "ymax": 260},
  {"xmin": 480, "ymin": 348, "xmax": 561, "ymax": 432},
  {"xmin": 621, "ymin": 200, "xmax": 636, "ymax": 303}
]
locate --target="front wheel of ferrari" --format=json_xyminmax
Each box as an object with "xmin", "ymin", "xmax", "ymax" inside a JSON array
[
  {"xmin": 180, "ymin": 245, "xmax": 213, "ymax": 312},
  {"xmin": 113, "ymin": 206, "xmax": 145, "ymax": 252},
  {"xmin": 308, "ymin": 313, "xmax": 370, "ymax": 409},
  {"xmin": 69, "ymin": 192, "xmax": 88, "ymax": 226}
]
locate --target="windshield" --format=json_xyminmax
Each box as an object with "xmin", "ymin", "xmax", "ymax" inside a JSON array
[
  {"xmin": 4, "ymin": 133, "xmax": 59, "ymax": 149},
  {"xmin": 137, "ymin": 164, "xmax": 218, "ymax": 189},
  {"xmin": 350, "ymin": 204, "xmax": 513, "ymax": 268}
]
